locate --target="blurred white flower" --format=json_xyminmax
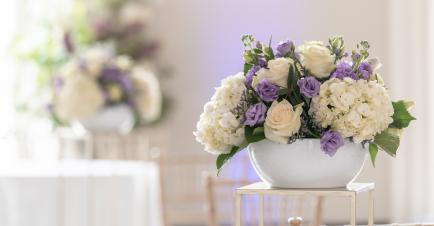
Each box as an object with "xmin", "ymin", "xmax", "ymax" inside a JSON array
[
  {"xmin": 115, "ymin": 55, "xmax": 133, "ymax": 71},
  {"xmin": 80, "ymin": 44, "xmax": 114, "ymax": 77},
  {"xmin": 131, "ymin": 67, "xmax": 162, "ymax": 123},
  {"xmin": 120, "ymin": 2, "xmax": 153, "ymax": 26},
  {"xmin": 56, "ymin": 74, "xmax": 104, "ymax": 121}
]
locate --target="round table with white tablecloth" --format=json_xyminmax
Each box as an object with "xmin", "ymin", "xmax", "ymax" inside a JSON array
[{"xmin": 0, "ymin": 160, "xmax": 163, "ymax": 226}]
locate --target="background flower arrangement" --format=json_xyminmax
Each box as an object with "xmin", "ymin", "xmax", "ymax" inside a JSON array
[
  {"xmin": 194, "ymin": 35, "xmax": 415, "ymax": 172},
  {"xmin": 13, "ymin": 0, "xmax": 169, "ymax": 129}
]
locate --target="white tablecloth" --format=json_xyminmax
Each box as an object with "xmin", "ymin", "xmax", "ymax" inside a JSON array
[{"xmin": 0, "ymin": 160, "xmax": 162, "ymax": 226}]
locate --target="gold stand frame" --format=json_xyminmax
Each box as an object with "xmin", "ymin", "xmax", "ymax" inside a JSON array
[{"xmin": 235, "ymin": 182, "xmax": 375, "ymax": 226}]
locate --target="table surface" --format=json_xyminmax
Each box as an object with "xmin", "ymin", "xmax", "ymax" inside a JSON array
[
  {"xmin": 0, "ymin": 160, "xmax": 163, "ymax": 226},
  {"xmin": 237, "ymin": 182, "xmax": 375, "ymax": 196}
]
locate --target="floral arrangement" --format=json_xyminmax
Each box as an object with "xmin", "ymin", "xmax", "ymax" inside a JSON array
[
  {"xmin": 13, "ymin": 0, "xmax": 169, "ymax": 128},
  {"xmin": 194, "ymin": 35, "xmax": 415, "ymax": 172},
  {"xmin": 51, "ymin": 44, "xmax": 161, "ymax": 126}
]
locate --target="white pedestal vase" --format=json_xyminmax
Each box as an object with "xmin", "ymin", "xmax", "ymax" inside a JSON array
[{"xmin": 248, "ymin": 139, "xmax": 367, "ymax": 188}]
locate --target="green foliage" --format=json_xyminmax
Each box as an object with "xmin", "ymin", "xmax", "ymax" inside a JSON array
[
  {"xmin": 241, "ymin": 34, "xmax": 255, "ymax": 49},
  {"xmin": 216, "ymin": 141, "xmax": 248, "ymax": 174},
  {"xmin": 216, "ymin": 126, "xmax": 266, "ymax": 174},
  {"xmin": 328, "ymin": 35, "xmax": 345, "ymax": 61},
  {"xmin": 245, "ymin": 126, "xmax": 265, "ymax": 143},
  {"xmin": 263, "ymin": 46, "xmax": 274, "ymax": 61},
  {"xmin": 368, "ymin": 143, "xmax": 379, "ymax": 167},
  {"xmin": 286, "ymin": 65, "xmax": 303, "ymax": 106},
  {"xmin": 243, "ymin": 63, "xmax": 252, "ymax": 75},
  {"xmin": 373, "ymin": 130, "xmax": 400, "ymax": 157},
  {"xmin": 391, "ymin": 101, "xmax": 416, "ymax": 129}
]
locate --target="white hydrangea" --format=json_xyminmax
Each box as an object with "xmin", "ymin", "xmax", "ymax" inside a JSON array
[
  {"xmin": 56, "ymin": 74, "xmax": 104, "ymax": 121},
  {"xmin": 194, "ymin": 73, "xmax": 247, "ymax": 154},
  {"xmin": 309, "ymin": 78, "xmax": 393, "ymax": 143}
]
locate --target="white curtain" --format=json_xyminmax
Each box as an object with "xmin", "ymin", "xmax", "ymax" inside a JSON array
[{"xmin": 388, "ymin": 0, "xmax": 434, "ymax": 221}]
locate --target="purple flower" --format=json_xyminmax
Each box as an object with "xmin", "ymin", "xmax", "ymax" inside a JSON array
[
  {"xmin": 275, "ymin": 40, "xmax": 294, "ymax": 57},
  {"xmin": 358, "ymin": 61, "xmax": 372, "ymax": 80},
  {"xmin": 352, "ymin": 52, "xmax": 361, "ymax": 61},
  {"xmin": 100, "ymin": 66, "xmax": 135, "ymax": 105},
  {"xmin": 331, "ymin": 62, "xmax": 358, "ymax": 80},
  {"xmin": 63, "ymin": 32, "xmax": 74, "ymax": 53},
  {"xmin": 320, "ymin": 130, "xmax": 344, "ymax": 157},
  {"xmin": 258, "ymin": 57, "xmax": 267, "ymax": 68},
  {"xmin": 45, "ymin": 103, "xmax": 54, "ymax": 114},
  {"xmin": 297, "ymin": 76, "xmax": 321, "ymax": 98},
  {"xmin": 244, "ymin": 102, "xmax": 267, "ymax": 126},
  {"xmin": 246, "ymin": 66, "xmax": 261, "ymax": 87},
  {"xmin": 256, "ymin": 79, "xmax": 279, "ymax": 102},
  {"xmin": 53, "ymin": 77, "xmax": 64, "ymax": 94},
  {"xmin": 255, "ymin": 41, "xmax": 262, "ymax": 49}
]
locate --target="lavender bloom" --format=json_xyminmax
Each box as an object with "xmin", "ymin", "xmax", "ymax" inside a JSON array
[
  {"xmin": 258, "ymin": 57, "xmax": 267, "ymax": 68},
  {"xmin": 45, "ymin": 103, "xmax": 54, "ymax": 114},
  {"xmin": 255, "ymin": 41, "xmax": 262, "ymax": 49},
  {"xmin": 358, "ymin": 61, "xmax": 372, "ymax": 80},
  {"xmin": 63, "ymin": 32, "xmax": 74, "ymax": 53},
  {"xmin": 100, "ymin": 66, "xmax": 135, "ymax": 105},
  {"xmin": 91, "ymin": 17, "xmax": 116, "ymax": 40},
  {"xmin": 244, "ymin": 102, "xmax": 267, "ymax": 126},
  {"xmin": 331, "ymin": 62, "xmax": 358, "ymax": 80},
  {"xmin": 352, "ymin": 52, "xmax": 361, "ymax": 61},
  {"xmin": 53, "ymin": 77, "xmax": 64, "ymax": 94},
  {"xmin": 275, "ymin": 40, "xmax": 294, "ymax": 57},
  {"xmin": 246, "ymin": 66, "xmax": 261, "ymax": 87},
  {"xmin": 320, "ymin": 130, "xmax": 344, "ymax": 157},
  {"xmin": 297, "ymin": 76, "xmax": 321, "ymax": 98},
  {"xmin": 256, "ymin": 79, "xmax": 279, "ymax": 102}
]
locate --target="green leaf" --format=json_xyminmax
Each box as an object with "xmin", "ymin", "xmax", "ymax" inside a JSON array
[
  {"xmin": 245, "ymin": 126, "xmax": 265, "ymax": 143},
  {"xmin": 216, "ymin": 126, "xmax": 266, "ymax": 174},
  {"xmin": 391, "ymin": 101, "xmax": 416, "ymax": 129},
  {"xmin": 368, "ymin": 143, "xmax": 379, "ymax": 167},
  {"xmin": 287, "ymin": 65, "xmax": 296, "ymax": 94},
  {"xmin": 286, "ymin": 65, "xmax": 304, "ymax": 105},
  {"xmin": 253, "ymin": 48, "xmax": 263, "ymax": 54},
  {"xmin": 264, "ymin": 46, "xmax": 274, "ymax": 61},
  {"xmin": 244, "ymin": 63, "xmax": 253, "ymax": 75},
  {"xmin": 278, "ymin": 88, "xmax": 289, "ymax": 96},
  {"xmin": 216, "ymin": 142, "xmax": 247, "ymax": 174},
  {"xmin": 373, "ymin": 130, "xmax": 400, "ymax": 157}
]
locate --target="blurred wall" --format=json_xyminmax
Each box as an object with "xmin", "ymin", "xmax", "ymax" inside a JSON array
[{"xmin": 154, "ymin": 0, "xmax": 432, "ymax": 224}]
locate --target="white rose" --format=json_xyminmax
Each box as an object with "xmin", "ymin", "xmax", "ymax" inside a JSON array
[
  {"xmin": 264, "ymin": 100, "xmax": 303, "ymax": 144},
  {"xmin": 297, "ymin": 41, "xmax": 335, "ymax": 78},
  {"xmin": 252, "ymin": 58, "xmax": 293, "ymax": 88}
]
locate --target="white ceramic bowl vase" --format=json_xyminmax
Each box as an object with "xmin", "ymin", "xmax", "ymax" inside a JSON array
[{"xmin": 248, "ymin": 139, "xmax": 367, "ymax": 188}]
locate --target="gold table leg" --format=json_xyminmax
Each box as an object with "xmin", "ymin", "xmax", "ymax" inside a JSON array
[
  {"xmin": 350, "ymin": 193, "xmax": 356, "ymax": 226},
  {"xmin": 236, "ymin": 192, "xmax": 242, "ymax": 226},
  {"xmin": 368, "ymin": 190, "xmax": 374, "ymax": 226},
  {"xmin": 259, "ymin": 194, "xmax": 264, "ymax": 226}
]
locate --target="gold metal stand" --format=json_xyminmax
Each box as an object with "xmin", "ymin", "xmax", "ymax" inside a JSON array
[{"xmin": 235, "ymin": 182, "xmax": 375, "ymax": 226}]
